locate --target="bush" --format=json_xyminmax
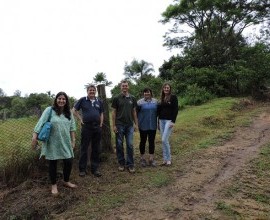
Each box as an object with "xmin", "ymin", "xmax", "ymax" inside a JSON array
[{"xmin": 181, "ymin": 84, "xmax": 216, "ymax": 106}]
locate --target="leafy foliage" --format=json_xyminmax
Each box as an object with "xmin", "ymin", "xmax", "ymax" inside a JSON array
[
  {"xmin": 0, "ymin": 88, "xmax": 6, "ymax": 97},
  {"xmin": 159, "ymin": 0, "xmax": 270, "ymax": 99},
  {"xmin": 238, "ymin": 43, "xmax": 270, "ymax": 98},
  {"xmin": 10, "ymin": 97, "xmax": 27, "ymax": 118},
  {"xmin": 161, "ymin": 0, "xmax": 270, "ymax": 51},
  {"xmin": 0, "ymin": 93, "xmax": 53, "ymax": 120},
  {"xmin": 124, "ymin": 59, "xmax": 154, "ymax": 81},
  {"xmin": 181, "ymin": 83, "xmax": 216, "ymax": 106},
  {"xmin": 91, "ymin": 72, "xmax": 112, "ymax": 86},
  {"xmin": 110, "ymin": 75, "xmax": 163, "ymax": 100}
]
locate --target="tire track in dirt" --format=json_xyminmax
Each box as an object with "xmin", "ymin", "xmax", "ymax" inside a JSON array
[
  {"xmin": 103, "ymin": 111, "xmax": 270, "ymax": 220},
  {"xmin": 180, "ymin": 112, "xmax": 270, "ymax": 218}
]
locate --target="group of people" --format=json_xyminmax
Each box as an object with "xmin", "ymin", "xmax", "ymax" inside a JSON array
[{"xmin": 31, "ymin": 81, "xmax": 178, "ymax": 195}]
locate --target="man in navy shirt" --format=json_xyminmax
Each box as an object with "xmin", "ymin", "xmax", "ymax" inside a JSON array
[{"xmin": 73, "ymin": 85, "xmax": 104, "ymax": 177}]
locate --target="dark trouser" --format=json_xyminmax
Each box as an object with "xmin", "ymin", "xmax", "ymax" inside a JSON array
[
  {"xmin": 79, "ymin": 123, "xmax": 101, "ymax": 173},
  {"xmin": 139, "ymin": 129, "xmax": 156, "ymax": 155},
  {"xmin": 49, "ymin": 158, "xmax": 73, "ymax": 185}
]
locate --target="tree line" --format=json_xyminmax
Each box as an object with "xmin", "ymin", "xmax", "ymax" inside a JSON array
[
  {"xmin": 112, "ymin": 0, "xmax": 270, "ymax": 102},
  {"xmin": 158, "ymin": 0, "xmax": 270, "ymax": 99},
  {"xmin": 2, "ymin": 0, "xmax": 270, "ymax": 119},
  {"xmin": 0, "ymin": 92, "xmax": 61, "ymax": 119}
]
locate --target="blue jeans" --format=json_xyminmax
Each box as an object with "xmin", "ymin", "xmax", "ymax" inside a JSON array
[
  {"xmin": 159, "ymin": 119, "xmax": 173, "ymax": 162},
  {"xmin": 116, "ymin": 125, "xmax": 134, "ymax": 167}
]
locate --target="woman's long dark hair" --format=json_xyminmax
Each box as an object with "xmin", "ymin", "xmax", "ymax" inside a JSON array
[
  {"xmin": 160, "ymin": 82, "xmax": 172, "ymax": 103},
  {"xmin": 53, "ymin": 91, "xmax": 71, "ymax": 120}
]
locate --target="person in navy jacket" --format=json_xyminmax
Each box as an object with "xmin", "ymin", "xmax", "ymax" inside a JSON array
[{"xmin": 73, "ymin": 85, "xmax": 104, "ymax": 177}]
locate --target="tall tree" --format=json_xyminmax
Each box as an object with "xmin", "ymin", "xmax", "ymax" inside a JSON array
[
  {"xmin": 238, "ymin": 43, "xmax": 270, "ymax": 98},
  {"xmin": 10, "ymin": 97, "xmax": 27, "ymax": 118},
  {"xmin": 124, "ymin": 59, "xmax": 154, "ymax": 80},
  {"xmin": 161, "ymin": 0, "xmax": 270, "ymax": 66},
  {"xmin": 92, "ymin": 72, "xmax": 112, "ymax": 86},
  {"xmin": 91, "ymin": 72, "xmax": 113, "ymax": 153},
  {"xmin": 0, "ymin": 88, "xmax": 6, "ymax": 97},
  {"xmin": 25, "ymin": 93, "xmax": 52, "ymax": 113},
  {"xmin": 13, "ymin": 90, "xmax": 21, "ymax": 97}
]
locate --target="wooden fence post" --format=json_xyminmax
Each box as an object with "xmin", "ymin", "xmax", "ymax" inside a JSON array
[{"xmin": 97, "ymin": 84, "xmax": 113, "ymax": 153}]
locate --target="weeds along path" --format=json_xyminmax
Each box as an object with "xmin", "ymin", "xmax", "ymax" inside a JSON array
[
  {"xmin": 1, "ymin": 105, "xmax": 270, "ymax": 219},
  {"xmin": 103, "ymin": 110, "xmax": 270, "ymax": 220}
]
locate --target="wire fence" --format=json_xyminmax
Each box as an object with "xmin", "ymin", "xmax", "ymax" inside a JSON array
[
  {"xmin": 0, "ymin": 112, "xmax": 83, "ymax": 185},
  {"xmin": 0, "ymin": 88, "xmax": 112, "ymax": 185}
]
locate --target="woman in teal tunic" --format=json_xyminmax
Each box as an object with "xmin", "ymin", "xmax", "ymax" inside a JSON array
[{"xmin": 31, "ymin": 91, "xmax": 77, "ymax": 195}]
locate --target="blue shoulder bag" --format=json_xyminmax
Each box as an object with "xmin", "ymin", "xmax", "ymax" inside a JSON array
[{"xmin": 37, "ymin": 107, "xmax": 53, "ymax": 142}]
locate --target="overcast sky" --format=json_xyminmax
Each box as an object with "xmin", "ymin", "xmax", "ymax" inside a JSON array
[{"xmin": 0, "ymin": 0, "xmax": 178, "ymax": 99}]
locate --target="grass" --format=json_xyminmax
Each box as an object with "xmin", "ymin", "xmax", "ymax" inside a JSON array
[
  {"xmin": 88, "ymin": 194, "xmax": 126, "ymax": 212},
  {"xmin": 0, "ymin": 116, "xmax": 40, "ymax": 183},
  {"xmin": 216, "ymin": 143, "xmax": 270, "ymax": 218},
  {"xmin": 0, "ymin": 97, "xmax": 255, "ymax": 176},
  {"xmin": 0, "ymin": 116, "xmax": 37, "ymax": 156},
  {"xmin": 1, "ymin": 97, "xmax": 269, "ymax": 219},
  {"xmin": 62, "ymin": 97, "xmax": 264, "ymax": 218},
  {"xmin": 147, "ymin": 171, "xmax": 170, "ymax": 188},
  {"xmin": 256, "ymin": 146, "xmax": 270, "ymax": 176},
  {"xmin": 167, "ymin": 97, "xmax": 259, "ymax": 156},
  {"xmin": 0, "ymin": 115, "xmax": 82, "ymax": 184},
  {"xmin": 216, "ymin": 201, "xmax": 240, "ymax": 216}
]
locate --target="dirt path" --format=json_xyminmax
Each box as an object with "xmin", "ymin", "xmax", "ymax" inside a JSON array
[
  {"xmin": 1, "ymin": 108, "xmax": 270, "ymax": 219},
  {"xmin": 102, "ymin": 111, "xmax": 270, "ymax": 220}
]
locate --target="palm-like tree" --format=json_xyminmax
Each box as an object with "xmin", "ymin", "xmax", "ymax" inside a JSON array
[
  {"xmin": 86, "ymin": 72, "xmax": 112, "ymax": 88},
  {"xmin": 124, "ymin": 59, "xmax": 154, "ymax": 80}
]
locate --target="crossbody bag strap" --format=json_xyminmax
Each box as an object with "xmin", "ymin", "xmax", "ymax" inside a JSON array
[{"xmin": 48, "ymin": 107, "xmax": 53, "ymax": 122}]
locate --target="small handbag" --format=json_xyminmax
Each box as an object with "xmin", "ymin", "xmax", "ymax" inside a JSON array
[{"xmin": 37, "ymin": 107, "xmax": 53, "ymax": 142}]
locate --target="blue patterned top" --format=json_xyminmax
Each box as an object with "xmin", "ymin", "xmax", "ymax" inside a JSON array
[{"xmin": 137, "ymin": 98, "xmax": 158, "ymax": 131}]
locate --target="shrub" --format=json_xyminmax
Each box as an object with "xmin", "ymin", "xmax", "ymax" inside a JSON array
[{"xmin": 182, "ymin": 84, "xmax": 216, "ymax": 106}]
